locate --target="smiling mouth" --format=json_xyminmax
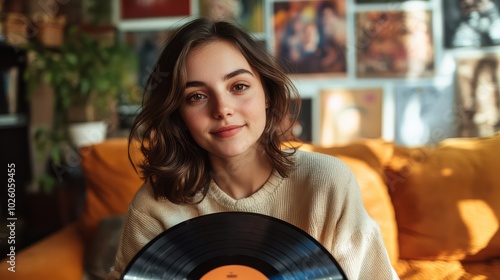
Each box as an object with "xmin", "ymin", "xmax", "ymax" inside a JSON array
[{"xmin": 211, "ymin": 125, "xmax": 244, "ymax": 138}]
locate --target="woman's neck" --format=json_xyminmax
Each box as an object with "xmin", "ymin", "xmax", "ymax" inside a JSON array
[{"xmin": 209, "ymin": 146, "xmax": 273, "ymax": 200}]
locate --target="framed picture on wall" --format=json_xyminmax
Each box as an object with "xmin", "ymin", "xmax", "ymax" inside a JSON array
[
  {"xmin": 272, "ymin": 0, "xmax": 347, "ymax": 76},
  {"xmin": 395, "ymin": 84, "xmax": 457, "ymax": 147},
  {"xmin": 120, "ymin": 30, "xmax": 171, "ymax": 103},
  {"xmin": 198, "ymin": 0, "xmax": 264, "ymax": 33},
  {"xmin": 288, "ymin": 98, "xmax": 313, "ymax": 142},
  {"xmin": 356, "ymin": 10, "xmax": 434, "ymax": 78},
  {"xmin": 456, "ymin": 54, "xmax": 500, "ymax": 137},
  {"xmin": 319, "ymin": 88, "xmax": 383, "ymax": 146},
  {"xmin": 120, "ymin": 0, "xmax": 191, "ymax": 19},
  {"xmin": 443, "ymin": 0, "xmax": 500, "ymax": 48},
  {"xmin": 355, "ymin": 0, "xmax": 429, "ymax": 3}
]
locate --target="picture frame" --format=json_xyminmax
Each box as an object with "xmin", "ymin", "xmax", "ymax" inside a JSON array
[
  {"xmin": 443, "ymin": 0, "xmax": 500, "ymax": 48},
  {"xmin": 355, "ymin": 0, "xmax": 429, "ymax": 3},
  {"xmin": 319, "ymin": 88, "xmax": 383, "ymax": 146},
  {"xmin": 120, "ymin": 29, "xmax": 172, "ymax": 104},
  {"xmin": 120, "ymin": 0, "xmax": 191, "ymax": 19},
  {"xmin": 394, "ymin": 84, "xmax": 457, "ymax": 147},
  {"xmin": 272, "ymin": 0, "xmax": 347, "ymax": 76},
  {"xmin": 289, "ymin": 97, "xmax": 313, "ymax": 142},
  {"xmin": 198, "ymin": 0, "xmax": 265, "ymax": 33},
  {"xmin": 356, "ymin": 9, "xmax": 434, "ymax": 78},
  {"xmin": 456, "ymin": 54, "xmax": 500, "ymax": 137}
]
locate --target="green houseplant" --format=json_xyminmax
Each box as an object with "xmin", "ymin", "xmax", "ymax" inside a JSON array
[{"xmin": 25, "ymin": 26, "xmax": 136, "ymax": 192}]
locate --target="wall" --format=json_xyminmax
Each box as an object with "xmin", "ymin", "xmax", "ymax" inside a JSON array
[{"xmin": 111, "ymin": 0, "xmax": 500, "ymax": 148}]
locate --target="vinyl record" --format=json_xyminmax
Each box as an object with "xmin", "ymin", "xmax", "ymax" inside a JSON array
[{"xmin": 121, "ymin": 212, "xmax": 348, "ymax": 280}]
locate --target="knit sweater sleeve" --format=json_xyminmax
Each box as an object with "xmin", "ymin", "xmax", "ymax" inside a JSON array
[
  {"xmin": 106, "ymin": 197, "xmax": 165, "ymax": 280},
  {"xmin": 331, "ymin": 167, "xmax": 399, "ymax": 279}
]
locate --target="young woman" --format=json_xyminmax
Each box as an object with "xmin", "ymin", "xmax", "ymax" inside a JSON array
[{"xmin": 107, "ymin": 18, "xmax": 398, "ymax": 279}]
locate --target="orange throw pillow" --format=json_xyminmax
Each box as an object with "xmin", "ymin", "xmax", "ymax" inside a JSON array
[
  {"xmin": 79, "ymin": 138, "xmax": 144, "ymax": 243},
  {"xmin": 386, "ymin": 134, "xmax": 500, "ymax": 261}
]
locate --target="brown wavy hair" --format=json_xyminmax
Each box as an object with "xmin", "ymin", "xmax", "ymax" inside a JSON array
[{"xmin": 129, "ymin": 18, "xmax": 300, "ymax": 204}]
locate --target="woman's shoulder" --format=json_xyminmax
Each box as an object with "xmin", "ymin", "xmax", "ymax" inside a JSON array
[
  {"xmin": 283, "ymin": 150, "xmax": 359, "ymax": 205},
  {"xmin": 127, "ymin": 182, "xmax": 199, "ymax": 224},
  {"xmin": 128, "ymin": 182, "xmax": 177, "ymax": 214},
  {"xmin": 126, "ymin": 183, "xmax": 156, "ymax": 213},
  {"xmin": 290, "ymin": 149, "xmax": 355, "ymax": 185},
  {"xmin": 293, "ymin": 149, "xmax": 351, "ymax": 172},
  {"xmin": 130, "ymin": 182, "xmax": 155, "ymax": 203}
]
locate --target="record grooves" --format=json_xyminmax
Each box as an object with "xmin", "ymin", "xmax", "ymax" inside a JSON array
[{"xmin": 121, "ymin": 212, "xmax": 347, "ymax": 280}]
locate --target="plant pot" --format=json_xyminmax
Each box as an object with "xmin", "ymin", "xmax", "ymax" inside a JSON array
[
  {"xmin": 5, "ymin": 13, "xmax": 29, "ymax": 46},
  {"xmin": 33, "ymin": 15, "xmax": 66, "ymax": 48},
  {"xmin": 68, "ymin": 121, "xmax": 107, "ymax": 148}
]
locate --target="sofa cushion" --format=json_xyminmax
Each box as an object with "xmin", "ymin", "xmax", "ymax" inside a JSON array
[
  {"xmin": 291, "ymin": 138, "xmax": 394, "ymax": 176},
  {"xmin": 79, "ymin": 138, "xmax": 144, "ymax": 244},
  {"xmin": 394, "ymin": 258, "xmax": 500, "ymax": 280},
  {"xmin": 297, "ymin": 139, "xmax": 399, "ymax": 264},
  {"xmin": 0, "ymin": 222, "xmax": 85, "ymax": 280},
  {"xmin": 386, "ymin": 134, "xmax": 500, "ymax": 261}
]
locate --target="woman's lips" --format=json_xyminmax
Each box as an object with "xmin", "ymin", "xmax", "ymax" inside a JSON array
[{"xmin": 211, "ymin": 125, "xmax": 244, "ymax": 138}]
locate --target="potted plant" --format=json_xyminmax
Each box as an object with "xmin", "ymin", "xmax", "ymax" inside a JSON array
[{"xmin": 25, "ymin": 26, "xmax": 136, "ymax": 192}]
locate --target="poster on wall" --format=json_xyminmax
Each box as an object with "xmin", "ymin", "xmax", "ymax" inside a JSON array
[
  {"xmin": 120, "ymin": 0, "xmax": 190, "ymax": 19},
  {"xmin": 122, "ymin": 30, "xmax": 171, "ymax": 103},
  {"xmin": 319, "ymin": 88, "xmax": 382, "ymax": 146},
  {"xmin": 198, "ymin": 0, "xmax": 264, "ymax": 33},
  {"xmin": 288, "ymin": 98, "xmax": 313, "ymax": 142},
  {"xmin": 356, "ymin": 10, "xmax": 434, "ymax": 78},
  {"xmin": 456, "ymin": 55, "xmax": 500, "ymax": 137},
  {"xmin": 395, "ymin": 84, "xmax": 457, "ymax": 147},
  {"xmin": 443, "ymin": 0, "xmax": 500, "ymax": 48},
  {"xmin": 356, "ymin": 0, "xmax": 429, "ymax": 3},
  {"xmin": 272, "ymin": 0, "xmax": 347, "ymax": 75}
]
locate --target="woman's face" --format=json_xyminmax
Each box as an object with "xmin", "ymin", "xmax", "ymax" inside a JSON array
[{"xmin": 179, "ymin": 40, "xmax": 268, "ymax": 160}]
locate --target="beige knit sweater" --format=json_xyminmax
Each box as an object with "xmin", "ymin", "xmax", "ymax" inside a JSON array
[{"xmin": 107, "ymin": 150, "xmax": 399, "ymax": 279}]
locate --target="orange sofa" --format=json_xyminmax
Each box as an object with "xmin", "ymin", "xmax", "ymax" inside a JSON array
[{"xmin": 1, "ymin": 135, "xmax": 500, "ymax": 279}]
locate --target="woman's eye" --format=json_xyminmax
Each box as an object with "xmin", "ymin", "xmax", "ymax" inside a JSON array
[
  {"xmin": 233, "ymin": 83, "xmax": 249, "ymax": 91},
  {"xmin": 187, "ymin": 93, "xmax": 206, "ymax": 102}
]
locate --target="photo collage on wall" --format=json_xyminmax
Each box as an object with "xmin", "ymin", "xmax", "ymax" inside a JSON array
[
  {"xmin": 444, "ymin": 0, "xmax": 500, "ymax": 138},
  {"xmin": 114, "ymin": 0, "xmax": 500, "ymax": 145}
]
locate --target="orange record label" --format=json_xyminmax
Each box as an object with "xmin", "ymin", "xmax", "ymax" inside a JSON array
[{"xmin": 200, "ymin": 265, "xmax": 268, "ymax": 280}]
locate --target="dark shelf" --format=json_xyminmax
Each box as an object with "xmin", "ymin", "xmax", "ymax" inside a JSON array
[
  {"xmin": 0, "ymin": 37, "xmax": 32, "ymax": 256},
  {"xmin": 0, "ymin": 43, "xmax": 27, "ymax": 69},
  {"xmin": 0, "ymin": 114, "xmax": 28, "ymax": 128}
]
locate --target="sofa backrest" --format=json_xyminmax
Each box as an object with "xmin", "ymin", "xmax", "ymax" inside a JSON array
[
  {"xmin": 385, "ymin": 133, "xmax": 500, "ymax": 261},
  {"xmin": 78, "ymin": 137, "xmax": 399, "ymax": 264},
  {"xmin": 79, "ymin": 138, "xmax": 144, "ymax": 244}
]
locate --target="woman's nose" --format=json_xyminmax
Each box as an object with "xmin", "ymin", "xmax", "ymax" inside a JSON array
[{"xmin": 212, "ymin": 94, "xmax": 234, "ymax": 119}]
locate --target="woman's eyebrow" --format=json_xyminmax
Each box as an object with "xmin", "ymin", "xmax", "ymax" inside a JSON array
[
  {"xmin": 223, "ymin": 68, "xmax": 254, "ymax": 80},
  {"xmin": 185, "ymin": 81, "xmax": 205, "ymax": 89},
  {"xmin": 185, "ymin": 68, "xmax": 254, "ymax": 89}
]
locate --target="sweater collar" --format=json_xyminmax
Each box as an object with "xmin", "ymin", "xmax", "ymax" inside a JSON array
[{"xmin": 206, "ymin": 169, "xmax": 284, "ymax": 208}]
